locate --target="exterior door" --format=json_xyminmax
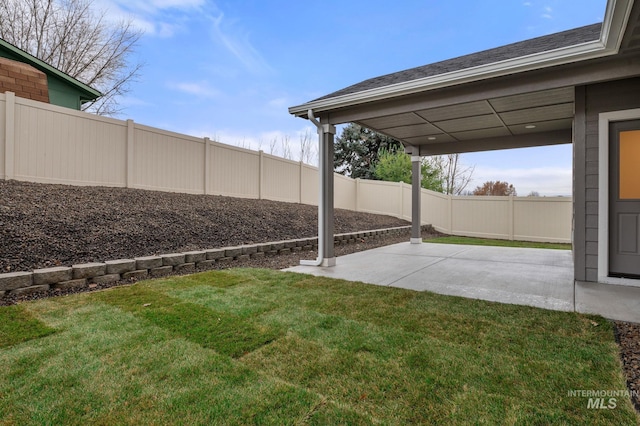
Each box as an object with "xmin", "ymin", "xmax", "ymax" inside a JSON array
[{"xmin": 610, "ymin": 120, "xmax": 640, "ymax": 278}]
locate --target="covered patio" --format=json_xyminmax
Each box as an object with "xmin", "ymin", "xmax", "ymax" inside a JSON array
[{"xmin": 289, "ymin": 0, "xmax": 640, "ymax": 321}]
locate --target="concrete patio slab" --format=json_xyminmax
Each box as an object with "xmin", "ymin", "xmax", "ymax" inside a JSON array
[
  {"xmin": 287, "ymin": 242, "xmax": 575, "ymax": 312},
  {"xmin": 288, "ymin": 242, "xmax": 640, "ymax": 322}
]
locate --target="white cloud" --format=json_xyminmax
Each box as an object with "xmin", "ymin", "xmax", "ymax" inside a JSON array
[
  {"xmin": 541, "ymin": 5, "xmax": 553, "ymax": 19},
  {"xmin": 469, "ymin": 166, "xmax": 572, "ymax": 196},
  {"xmin": 94, "ymin": 0, "xmax": 207, "ymax": 37},
  {"xmin": 181, "ymin": 126, "xmax": 318, "ymax": 165},
  {"xmin": 168, "ymin": 81, "xmax": 220, "ymax": 98},
  {"xmin": 210, "ymin": 13, "xmax": 273, "ymax": 74},
  {"xmin": 523, "ymin": 2, "xmax": 532, "ymax": 6}
]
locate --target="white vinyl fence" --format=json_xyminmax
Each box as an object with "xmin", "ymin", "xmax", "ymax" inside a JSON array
[{"xmin": 0, "ymin": 92, "xmax": 572, "ymax": 243}]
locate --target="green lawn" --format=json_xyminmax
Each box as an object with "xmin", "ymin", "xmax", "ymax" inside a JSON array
[
  {"xmin": 429, "ymin": 235, "xmax": 573, "ymax": 250},
  {"xmin": 1, "ymin": 269, "xmax": 637, "ymax": 425}
]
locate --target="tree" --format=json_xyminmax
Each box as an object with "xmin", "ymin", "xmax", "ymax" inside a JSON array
[
  {"xmin": 0, "ymin": 0, "xmax": 143, "ymax": 116},
  {"xmin": 473, "ymin": 181, "xmax": 517, "ymax": 196},
  {"xmin": 527, "ymin": 191, "xmax": 540, "ymax": 197},
  {"xmin": 334, "ymin": 123, "xmax": 401, "ymax": 180},
  {"xmin": 375, "ymin": 148, "xmax": 443, "ymax": 191},
  {"xmin": 430, "ymin": 154, "xmax": 475, "ymax": 195}
]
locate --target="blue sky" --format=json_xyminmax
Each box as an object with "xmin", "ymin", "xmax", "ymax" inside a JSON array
[{"xmin": 96, "ymin": 0, "xmax": 607, "ymax": 196}]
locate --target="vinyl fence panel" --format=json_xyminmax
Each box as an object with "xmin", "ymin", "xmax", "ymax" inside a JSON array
[{"xmin": 1, "ymin": 92, "xmax": 573, "ymax": 243}]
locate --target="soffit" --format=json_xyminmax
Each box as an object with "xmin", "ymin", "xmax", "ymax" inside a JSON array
[{"xmin": 356, "ymin": 86, "xmax": 575, "ymax": 150}]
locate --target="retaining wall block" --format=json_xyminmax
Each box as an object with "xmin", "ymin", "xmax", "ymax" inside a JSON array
[
  {"xmin": 241, "ymin": 245, "xmax": 258, "ymax": 255},
  {"xmin": 235, "ymin": 254, "xmax": 250, "ymax": 262},
  {"xmin": 196, "ymin": 260, "xmax": 216, "ymax": 270},
  {"xmin": 284, "ymin": 241, "xmax": 297, "ymax": 249},
  {"xmin": 0, "ymin": 271, "xmax": 33, "ymax": 291},
  {"xmin": 256, "ymin": 243, "xmax": 273, "ymax": 253},
  {"xmin": 53, "ymin": 279, "xmax": 87, "ymax": 290},
  {"xmin": 224, "ymin": 247, "xmax": 242, "ymax": 258},
  {"xmin": 250, "ymin": 252, "xmax": 265, "ymax": 259},
  {"xmin": 10, "ymin": 284, "xmax": 50, "ymax": 296},
  {"xmin": 135, "ymin": 256, "xmax": 162, "ymax": 270},
  {"xmin": 33, "ymin": 267, "xmax": 72, "ymax": 286},
  {"xmin": 72, "ymin": 263, "xmax": 106, "ymax": 279},
  {"xmin": 91, "ymin": 274, "xmax": 121, "ymax": 285},
  {"xmin": 105, "ymin": 259, "xmax": 136, "ymax": 275},
  {"xmin": 123, "ymin": 270, "xmax": 148, "ymax": 280},
  {"xmin": 206, "ymin": 249, "xmax": 225, "ymax": 260},
  {"xmin": 184, "ymin": 251, "xmax": 206, "ymax": 263},
  {"xmin": 174, "ymin": 263, "xmax": 195, "ymax": 274},
  {"xmin": 150, "ymin": 266, "xmax": 173, "ymax": 277},
  {"xmin": 161, "ymin": 253, "xmax": 186, "ymax": 267}
]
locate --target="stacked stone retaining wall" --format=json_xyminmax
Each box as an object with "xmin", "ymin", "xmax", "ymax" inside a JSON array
[{"xmin": 1, "ymin": 225, "xmax": 430, "ymax": 297}]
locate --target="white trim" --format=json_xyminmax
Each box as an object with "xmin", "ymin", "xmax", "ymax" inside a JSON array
[
  {"xmin": 597, "ymin": 108, "xmax": 640, "ymax": 288},
  {"xmin": 289, "ymin": 0, "xmax": 634, "ymax": 117}
]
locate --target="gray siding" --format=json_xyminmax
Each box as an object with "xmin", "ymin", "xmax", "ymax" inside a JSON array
[{"xmin": 574, "ymin": 77, "xmax": 640, "ymax": 282}]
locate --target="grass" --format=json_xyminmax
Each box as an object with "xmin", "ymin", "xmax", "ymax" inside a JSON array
[
  {"xmin": 429, "ymin": 235, "xmax": 573, "ymax": 250},
  {"xmin": 0, "ymin": 269, "xmax": 637, "ymax": 425}
]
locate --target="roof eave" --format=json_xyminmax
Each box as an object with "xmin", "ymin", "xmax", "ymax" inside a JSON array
[
  {"xmin": 0, "ymin": 39, "xmax": 102, "ymax": 100},
  {"xmin": 289, "ymin": 0, "xmax": 634, "ymax": 119}
]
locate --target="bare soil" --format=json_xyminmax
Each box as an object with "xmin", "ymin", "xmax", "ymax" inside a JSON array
[{"xmin": 0, "ymin": 179, "xmax": 638, "ymax": 412}]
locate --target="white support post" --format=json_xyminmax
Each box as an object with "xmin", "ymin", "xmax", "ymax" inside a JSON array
[{"xmin": 4, "ymin": 91, "xmax": 15, "ymax": 180}]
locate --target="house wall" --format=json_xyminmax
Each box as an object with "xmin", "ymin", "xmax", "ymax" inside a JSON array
[
  {"xmin": 574, "ymin": 77, "xmax": 640, "ymax": 283},
  {"xmin": 0, "ymin": 58, "xmax": 49, "ymax": 103},
  {"xmin": 0, "ymin": 50, "xmax": 87, "ymax": 110},
  {"xmin": 0, "ymin": 91, "xmax": 573, "ymax": 243}
]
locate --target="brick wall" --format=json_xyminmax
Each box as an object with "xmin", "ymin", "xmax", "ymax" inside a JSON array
[{"xmin": 0, "ymin": 57, "xmax": 49, "ymax": 103}]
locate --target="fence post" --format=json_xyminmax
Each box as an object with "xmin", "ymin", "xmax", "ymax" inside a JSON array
[
  {"xmin": 299, "ymin": 161, "xmax": 303, "ymax": 204},
  {"xmin": 204, "ymin": 137, "xmax": 210, "ymax": 195},
  {"xmin": 126, "ymin": 119, "xmax": 134, "ymax": 188},
  {"xmin": 399, "ymin": 181, "xmax": 404, "ymax": 219},
  {"xmin": 448, "ymin": 194, "xmax": 454, "ymax": 234},
  {"xmin": 4, "ymin": 91, "xmax": 15, "ymax": 180},
  {"xmin": 355, "ymin": 178, "xmax": 360, "ymax": 212},
  {"xmin": 258, "ymin": 150, "xmax": 264, "ymax": 200},
  {"xmin": 508, "ymin": 195, "xmax": 515, "ymax": 240}
]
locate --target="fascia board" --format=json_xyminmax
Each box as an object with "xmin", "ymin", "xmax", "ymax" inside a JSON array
[{"xmin": 289, "ymin": 0, "xmax": 634, "ymax": 118}]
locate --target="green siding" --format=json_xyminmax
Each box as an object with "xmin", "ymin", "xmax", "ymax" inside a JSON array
[{"xmin": 47, "ymin": 76, "xmax": 83, "ymax": 110}]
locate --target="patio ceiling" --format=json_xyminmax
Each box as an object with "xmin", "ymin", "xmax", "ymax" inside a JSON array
[{"xmin": 355, "ymin": 86, "xmax": 574, "ymax": 155}]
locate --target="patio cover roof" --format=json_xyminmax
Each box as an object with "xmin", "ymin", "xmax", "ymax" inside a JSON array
[{"xmin": 289, "ymin": 0, "xmax": 640, "ymax": 155}]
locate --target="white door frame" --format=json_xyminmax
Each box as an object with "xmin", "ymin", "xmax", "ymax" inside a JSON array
[{"xmin": 598, "ymin": 108, "xmax": 640, "ymax": 287}]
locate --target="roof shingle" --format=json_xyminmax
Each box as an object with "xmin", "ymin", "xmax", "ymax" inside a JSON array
[{"xmin": 315, "ymin": 23, "xmax": 602, "ymax": 101}]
